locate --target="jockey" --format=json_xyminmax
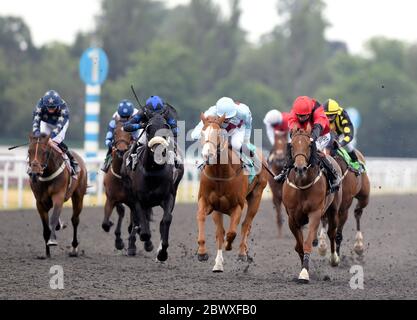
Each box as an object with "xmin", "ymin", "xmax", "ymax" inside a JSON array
[
  {"xmin": 123, "ymin": 95, "xmax": 180, "ymax": 165},
  {"xmin": 32, "ymin": 90, "xmax": 79, "ymax": 175},
  {"xmin": 101, "ymin": 99, "xmax": 139, "ymax": 173},
  {"xmin": 263, "ymin": 109, "xmax": 290, "ymax": 145},
  {"xmin": 191, "ymin": 97, "xmax": 257, "ymax": 169},
  {"xmin": 274, "ymin": 96, "xmax": 341, "ymax": 193},
  {"xmin": 323, "ymin": 99, "xmax": 364, "ymax": 173}
]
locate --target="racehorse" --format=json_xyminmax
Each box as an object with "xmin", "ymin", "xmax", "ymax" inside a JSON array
[
  {"xmin": 28, "ymin": 133, "xmax": 87, "ymax": 258},
  {"xmin": 282, "ymin": 127, "xmax": 342, "ymax": 283},
  {"xmin": 102, "ymin": 121, "xmax": 134, "ymax": 251},
  {"xmin": 122, "ymin": 114, "xmax": 184, "ymax": 262},
  {"xmin": 196, "ymin": 114, "xmax": 268, "ymax": 272},
  {"xmin": 267, "ymin": 130, "xmax": 288, "ymax": 237},
  {"xmin": 317, "ymin": 139, "xmax": 370, "ymax": 257}
]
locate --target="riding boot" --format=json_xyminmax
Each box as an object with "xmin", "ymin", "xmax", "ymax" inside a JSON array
[
  {"xmin": 320, "ymin": 154, "xmax": 341, "ymax": 193},
  {"xmin": 348, "ymin": 150, "xmax": 364, "ymax": 175},
  {"xmin": 57, "ymin": 142, "xmax": 79, "ymax": 175},
  {"xmin": 101, "ymin": 146, "xmax": 112, "ymax": 173},
  {"xmin": 274, "ymin": 143, "xmax": 293, "ymax": 183}
]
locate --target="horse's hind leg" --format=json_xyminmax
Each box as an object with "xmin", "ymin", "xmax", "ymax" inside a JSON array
[
  {"xmin": 336, "ymin": 208, "xmax": 349, "ymax": 257},
  {"xmin": 239, "ymin": 188, "xmax": 263, "ymax": 260},
  {"xmin": 157, "ymin": 196, "xmax": 175, "ymax": 262},
  {"xmin": 212, "ymin": 211, "xmax": 225, "ymax": 272},
  {"xmin": 288, "ymin": 216, "xmax": 307, "ymax": 282},
  {"xmin": 69, "ymin": 190, "xmax": 84, "ymax": 257},
  {"xmin": 48, "ymin": 193, "xmax": 65, "ymax": 247},
  {"xmin": 102, "ymin": 198, "xmax": 115, "ymax": 232},
  {"xmin": 354, "ymin": 194, "xmax": 369, "ymax": 256},
  {"xmin": 327, "ymin": 207, "xmax": 340, "ymax": 267},
  {"xmin": 114, "ymin": 204, "xmax": 125, "ymax": 251},
  {"xmin": 197, "ymin": 198, "xmax": 212, "ymax": 262},
  {"xmin": 225, "ymin": 205, "xmax": 243, "ymax": 252},
  {"xmin": 36, "ymin": 202, "xmax": 51, "ymax": 258},
  {"xmin": 272, "ymin": 193, "xmax": 284, "ymax": 238}
]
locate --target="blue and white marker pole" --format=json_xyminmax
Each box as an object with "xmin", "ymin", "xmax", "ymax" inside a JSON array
[{"xmin": 79, "ymin": 48, "xmax": 109, "ymax": 186}]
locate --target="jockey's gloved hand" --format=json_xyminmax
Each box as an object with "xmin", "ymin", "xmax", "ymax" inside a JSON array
[
  {"xmin": 123, "ymin": 123, "xmax": 140, "ymax": 132},
  {"xmin": 311, "ymin": 124, "xmax": 322, "ymax": 142}
]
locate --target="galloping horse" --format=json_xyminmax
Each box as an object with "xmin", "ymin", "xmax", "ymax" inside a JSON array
[
  {"xmin": 267, "ymin": 130, "xmax": 288, "ymax": 237},
  {"xmin": 318, "ymin": 139, "xmax": 370, "ymax": 257},
  {"xmin": 28, "ymin": 133, "xmax": 87, "ymax": 258},
  {"xmin": 282, "ymin": 127, "xmax": 342, "ymax": 283},
  {"xmin": 196, "ymin": 114, "xmax": 268, "ymax": 272},
  {"xmin": 122, "ymin": 114, "xmax": 184, "ymax": 261},
  {"xmin": 102, "ymin": 121, "xmax": 134, "ymax": 251}
]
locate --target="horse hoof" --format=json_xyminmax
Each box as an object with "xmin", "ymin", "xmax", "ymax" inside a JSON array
[
  {"xmin": 55, "ymin": 220, "xmax": 67, "ymax": 231},
  {"xmin": 312, "ymin": 239, "xmax": 318, "ymax": 247},
  {"xmin": 47, "ymin": 239, "xmax": 58, "ymax": 247},
  {"xmin": 298, "ymin": 268, "xmax": 310, "ymax": 284},
  {"xmin": 212, "ymin": 265, "xmax": 224, "ymax": 273},
  {"xmin": 101, "ymin": 221, "xmax": 114, "ymax": 233},
  {"xmin": 144, "ymin": 241, "xmax": 154, "ymax": 252},
  {"xmin": 139, "ymin": 233, "xmax": 151, "ymax": 242},
  {"xmin": 354, "ymin": 245, "xmax": 364, "ymax": 256},
  {"xmin": 225, "ymin": 243, "xmax": 232, "ymax": 251},
  {"xmin": 330, "ymin": 253, "xmax": 340, "ymax": 267},
  {"xmin": 69, "ymin": 247, "xmax": 79, "ymax": 257},
  {"xmin": 127, "ymin": 248, "xmax": 137, "ymax": 256},
  {"xmin": 198, "ymin": 253, "xmax": 209, "ymax": 262},
  {"xmin": 157, "ymin": 250, "xmax": 168, "ymax": 262},
  {"xmin": 238, "ymin": 254, "xmax": 248, "ymax": 262},
  {"xmin": 115, "ymin": 240, "xmax": 125, "ymax": 251}
]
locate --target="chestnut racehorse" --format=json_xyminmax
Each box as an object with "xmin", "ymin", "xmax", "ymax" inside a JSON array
[
  {"xmin": 267, "ymin": 130, "xmax": 288, "ymax": 237},
  {"xmin": 28, "ymin": 133, "xmax": 87, "ymax": 258},
  {"xmin": 318, "ymin": 142, "xmax": 370, "ymax": 257},
  {"xmin": 196, "ymin": 114, "xmax": 268, "ymax": 272},
  {"xmin": 102, "ymin": 121, "xmax": 134, "ymax": 251},
  {"xmin": 282, "ymin": 127, "xmax": 342, "ymax": 283}
]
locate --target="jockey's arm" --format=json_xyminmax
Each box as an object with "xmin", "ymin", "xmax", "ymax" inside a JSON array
[
  {"xmin": 105, "ymin": 119, "xmax": 116, "ymax": 148},
  {"xmin": 339, "ymin": 110, "xmax": 354, "ymax": 147},
  {"xmin": 123, "ymin": 109, "xmax": 145, "ymax": 132},
  {"xmin": 32, "ymin": 100, "xmax": 43, "ymax": 136},
  {"xmin": 164, "ymin": 109, "xmax": 179, "ymax": 137},
  {"xmin": 51, "ymin": 103, "xmax": 69, "ymax": 141},
  {"xmin": 242, "ymin": 106, "xmax": 252, "ymax": 143}
]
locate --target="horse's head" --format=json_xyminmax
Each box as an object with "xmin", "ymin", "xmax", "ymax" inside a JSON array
[
  {"xmin": 290, "ymin": 125, "xmax": 314, "ymax": 178},
  {"xmin": 273, "ymin": 130, "xmax": 288, "ymax": 161},
  {"xmin": 199, "ymin": 113, "xmax": 227, "ymax": 163},
  {"xmin": 28, "ymin": 133, "xmax": 51, "ymax": 181},
  {"xmin": 145, "ymin": 114, "xmax": 171, "ymax": 163},
  {"xmin": 114, "ymin": 121, "xmax": 133, "ymax": 159}
]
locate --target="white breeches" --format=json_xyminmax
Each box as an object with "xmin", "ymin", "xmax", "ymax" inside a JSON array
[{"xmin": 40, "ymin": 121, "xmax": 68, "ymax": 144}]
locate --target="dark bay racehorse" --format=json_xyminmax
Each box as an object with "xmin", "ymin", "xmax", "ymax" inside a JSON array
[
  {"xmin": 267, "ymin": 130, "xmax": 288, "ymax": 237},
  {"xmin": 282, "ymin": 127, "xmax": 342, "ymax": 283},
  {"xmin": 196, "ymin": 114, "xmax": 268, "ymax": 272},
  {"xmin": 122, "ymin": 114, "xmax": 184, "ymax": 262},
  {"xmin": 102, "ymin": 121, "xmax": 134, "ymax": 251},
  {"xmin": 28, "ymin": 133, "xmax": 87, "ymax": 258}
]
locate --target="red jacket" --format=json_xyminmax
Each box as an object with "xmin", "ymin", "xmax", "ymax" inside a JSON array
[
  {"xmin": 288, "ymin": 102, "xmax": 330, "ymax": 135},
  {"xmin": 272, "ymin": 112, "xmax": 290, "ymax": 133}
]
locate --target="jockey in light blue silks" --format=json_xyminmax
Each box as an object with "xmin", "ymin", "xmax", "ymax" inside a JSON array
[{"xmin": 191, "ymin": 97, "xmax": 260, "ymax": 172}]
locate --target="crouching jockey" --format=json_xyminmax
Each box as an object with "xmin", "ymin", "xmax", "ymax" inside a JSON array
[
  {"xmin": 274, "ymin": 96, "xmax": 341, "ymax": 193},
  {"xmin": 101, "ymin": 99, "xmax": 139, "ymax": 172},
  {"xmin": 191, "ymin": 97, "xmax": 260, "ymax": 172},
  {"xmin": 32, "ymin": 90, "xmax": 79, "ymax": 177},
  {"xmin": 323, "ymin": 99, "xmax": 364, "ymax": 174},
  {"xmin": 123, "ymin": 95, "xmax": 181, "ymax": 168},
  {"xmin": 263, "ymin": 109, "xmax": 290, "ymax": 146}
]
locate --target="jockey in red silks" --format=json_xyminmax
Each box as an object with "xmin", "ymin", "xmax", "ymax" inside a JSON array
[{"xmin": 274, "ymin": 96, "xmax": 341, "ymax": 193}]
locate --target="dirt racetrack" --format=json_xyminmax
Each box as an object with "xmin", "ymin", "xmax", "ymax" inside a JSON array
[{"xmin": 0, "ymin": 194, "xmax": 416, "ymax": 300}]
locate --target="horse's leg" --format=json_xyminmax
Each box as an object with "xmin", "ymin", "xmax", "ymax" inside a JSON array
[
  {"xmin": 69, "ymin": 190, "xmax": 84, "ymax": 257},
  {"xmin": 47, "ymin": 192, "xmax": 65, "ymax": 246},
  {"xmin": 239, "ymin": 188, "xmax": 263, "ymax": 261},
  {"xmin": 102, "ymin": 198, "xmax": 115, "ymax": 232},
  {"xmin": 336, "ymin": 207, "xmax": 349, "ymax": 257},
  {"xmin": 317, "ymin": 215, "xmax": 328, "ymax": 256},
  {"xmin": 327, "ymin": 207, "xmax": 340, "ymax": 267},
  {"xmin": 128, "ymin": 205, "xmax": 140, "ymax": 256},
  {"xmin": 354, "ymin": 194, "xmax": 369, "ymax": 256},
  {"xmin": 156, "ymin": 195, "xmax": 175, "ymax": 262},
  {"xmin": 36, "ymin": 202, "xmax": 51, "ymax": 258},
  {"xmin": 114, "ymin": 203, "xmax": 125, "ymax": 251},
  {"xmin": 288, "ymin": 216, "xmax": 306, "ymax": 282},
  {"xmin": 225, "ymin": 205, "xmax": 243, "ymax": 251},
  {"xmin": 136, "ymin": 202, "xmax": 151, "ymax": 243},
  {"xmin": 273, "ymin": 192, "xmax": 284, "ymax": 238},
  {"xmin": 197, "ymin": 198, "xmax": 212, "ymax": 262},
  {"xmin": 212, "ymin": 211, "xmax": 225, "ymax": 272}
]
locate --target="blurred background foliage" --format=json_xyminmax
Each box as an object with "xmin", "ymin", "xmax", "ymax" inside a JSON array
[{"xmin": 1, "ymin": 0, "xmax": 416, "ymax": 157}]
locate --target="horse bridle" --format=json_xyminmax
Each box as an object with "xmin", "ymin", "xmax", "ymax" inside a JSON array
[
  {"xmin": 202, "ymin": 122, "xmax": 228, "ymax": 157},
  {"xmin": 291, "ymin": 132, "xmax": 313, "ymax": 166},
  {"xmin": 30, "ymin": 138, "xmax": 52, "ymax": 173}
]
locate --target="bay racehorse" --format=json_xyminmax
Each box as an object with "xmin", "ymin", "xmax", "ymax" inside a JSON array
[
  {"xmin": 122, "ymin": 114, "xmax": 184, "ymax": 261},
  {"xmin": 267, "ymin": 130, "xmax": 288, "ymax": 237},
  {"xmin": 317, "ymin": 139, "xmax": 370, "ymax": 257},
  {"xmin": 102, "ymin": 120, "xmax": 134, "ymax": 251},
  {"xmin": 28, "ymin": 133, "xmax": 87, "ymax": 258},
  {"xmin": 196, "ymin": 114, "xmax": 268, "ymax": 272},
  {"xmin": 282, "ymin": 127, "xmax": 342, "ymax": 283}
]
